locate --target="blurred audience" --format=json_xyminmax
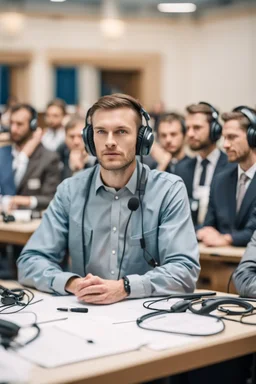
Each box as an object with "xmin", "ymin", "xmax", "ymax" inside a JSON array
[
  {"xmin": 0, "ymin": 103, "xmax": 60, "ymax": 211},
  {"xmin": 197, "ymin": 106, "xmax": 256, "ymax": 247},
  {"xmin": 176, "ymin": 102, "xmax": 231, "ymax": 226},
  {"xmin": 149, "ymin": 100, "xmax": 166, "ymax": 131},
  {"xmin": 157, "ymin": 112, "xmax": 190, "ymax": 173},
  {"xmin": 0, "ymin": 95, "xmax": 19, "ymax": 131},
  {"xmin": 42, "ymin": 98, "xmax": 67, "ymax": 151},
  {"xmin": 57, "ymin": 115, "xmax": 96, "ymax": 181}
]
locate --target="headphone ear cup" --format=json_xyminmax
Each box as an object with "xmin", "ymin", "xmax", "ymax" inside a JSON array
[
  {"xmin": 247, "ymin": 127, "xmax": 256, "ymax": 148},
  {"xmin": 82, "ymin": 125, "xmax": 96, "ymax": 156},
  {"xmin": 136, "ymin": 126, "xmax": 146, "ymax": 156},
  {"xmin": 136, "ymin": 126, "xmax": 154, "ymax": 156},
  {"xmin": 30, "ymin": 118, "xmax": 38, "ymax": 132},
  {"xmin": 210, "ymin": 121, "xmax": 222, "ymax": 143}
]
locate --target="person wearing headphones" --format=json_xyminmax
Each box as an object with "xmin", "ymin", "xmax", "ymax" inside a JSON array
[
  {"xmin": 176, "ymin": 102, "xmax": 231, "ymax": 226},
  {"xmin": 197, "ymin": 106, "xmax": 256, "ymax": 247},
  {"xmin": 17, "ymin": 94, "xmax": 200, "ymax": 303},
  {"xmin": 0, "ymin": 104, "xmax": 60, "ymax": 211}
]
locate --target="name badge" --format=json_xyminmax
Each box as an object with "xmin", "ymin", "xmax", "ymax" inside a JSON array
[{"xmin": 28, "ymin": 178, "xmax": 41, "ymax": 190}]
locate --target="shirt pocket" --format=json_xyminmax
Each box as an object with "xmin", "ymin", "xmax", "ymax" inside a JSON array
[{"xmin": 130, "ymin": 227, "xmax": 158, "ymax": 247}]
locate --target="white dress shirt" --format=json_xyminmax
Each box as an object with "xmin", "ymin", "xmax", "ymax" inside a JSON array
[
  {"xmin": 12, "ymin": 146, "xmax": 37, "ymax": 209},
  {"xmin": 42, "ymin": 128, "xmax": 65, "ymax": 152},
  {"xmin": 236, "ymin": 163, "xmax": 256, "ymax": 198},
  {"xmin": 193, "ymin": 148, "xmax": 221, "ymax": 196}
]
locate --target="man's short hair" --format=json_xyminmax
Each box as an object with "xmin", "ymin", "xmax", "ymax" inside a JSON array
[
  {"xmin": 221, "ymin": 110, "xmax": 255, "ymax": 132},
  {"xmin": 11, "ymin": 103, "xmax": 36, "ymax": 121},
  {"xmin": 158, "ymin": 112, "xmax": 186, "ymax": 135},
  {"xmin": 65, "ymin": 115, "xmax": 84, "ymax": 133},
  {"xmin": 47, "ymin": 98, "xmax": 67, "ymax": 116},
  {"xmin": 186, "ymin": 103, "xmax": 216, "ymax": 124},
  {"xmin": 88, "ymin": 93, "xmax": 142, "ymax": 129}
]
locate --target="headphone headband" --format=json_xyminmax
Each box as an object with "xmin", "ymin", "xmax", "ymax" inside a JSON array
[
  {"xmin": 198, "ymin": 101, "xmax": 219, "ymax": 120},
  {"xmin": 232, "ymin": 105, "xmax": 256, "ymax": 148},
  {"xmin": 232, "ymin": 106, "xmax": 256, "ymax": 130},
  {"xmin": 198, "ymin": 101, "xmax": 222, "ymax": 143}
]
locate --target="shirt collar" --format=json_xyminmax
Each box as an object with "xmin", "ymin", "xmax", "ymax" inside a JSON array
[
  {"xmin": 197, "ymin": 147, "xmax": 220, "ymax": 166},
  {"xmin": 95, "ymin": 162, "xmax": 138, "ymax": 195},
  {"xmin": 238, "ymin": 162, "xmax": 256, "ymax": 181},
  {"xmin": 11, "ymin": 145, "xmax": 20, "ymax": 158}
]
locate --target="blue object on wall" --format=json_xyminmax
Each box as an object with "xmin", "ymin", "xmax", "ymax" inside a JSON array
[
  {"xmin": 0, "ymin": 65, "xmax": 10, "ymax": 105},
  {"xmin": 55, "ymin": 66, "xmax": 78, "ymax": 105}
]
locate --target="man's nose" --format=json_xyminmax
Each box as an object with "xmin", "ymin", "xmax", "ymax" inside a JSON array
[{"xmin": 105, "ymin": 132, "xmax": 116, "ymax": 147}]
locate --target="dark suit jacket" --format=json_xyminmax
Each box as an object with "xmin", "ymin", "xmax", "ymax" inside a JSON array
[
  {"xmin": 175, "ymin": 150, "xmax": 229, "ymax": 198},
  {"xmin": 165, "ymin": 155, "xmax": 191, "ymax": 175},
  {"xmin": 0, "ymin": 145, "xmax": 16, "ymax": 196},
  {"xmin": 203, "ymin": 165, "xmax": 256, "ymax": 246},
  {"xmin": 0, "ymin": 144, "xmax": 60, "ymax": 210}
]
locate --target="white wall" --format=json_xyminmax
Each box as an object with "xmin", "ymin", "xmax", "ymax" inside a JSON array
[{"xmin": 0, "ymin": 12, "xmax": 255, "ymax": 113}]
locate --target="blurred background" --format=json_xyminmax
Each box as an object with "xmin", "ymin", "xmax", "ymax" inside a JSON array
[{"xmin": 0, "ymin": 0, "xmax": 255, "ymax": 125}]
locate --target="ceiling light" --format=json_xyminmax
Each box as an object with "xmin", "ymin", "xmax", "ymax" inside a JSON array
[
  {"xmin": 100, "ymin": 18, "xmax": 125, "ymax": 39},
  {"xmin": 50, "ymin": 0, "xmax": 67, "ymax": 3},
  {"xmin": 158, "ymin": 3, "xmax": 197, "ymax": 13},
  {"xmin": 0, "ymin": 12, "xmax": 25, "ymax": 37}
]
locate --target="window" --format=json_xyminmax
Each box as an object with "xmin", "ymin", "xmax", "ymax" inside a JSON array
[
  {"xmin": 0, "ymin": 65, "xmax": 10, "ymax": 105},
  {"xmin": 55, "ymin": 66, "xmax": 78, "ymax": 105}
]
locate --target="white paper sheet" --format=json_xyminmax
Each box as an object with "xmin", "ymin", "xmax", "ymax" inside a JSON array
[
  {"xmin": 18, "ymin": 325, "xmax": 144, "ymax": 368},
  {"xmin": 0, "ymin": 346, "xmax": 32, "ymax": 383}
]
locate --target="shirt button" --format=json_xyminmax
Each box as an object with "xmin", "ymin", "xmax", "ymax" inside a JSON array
[
  {"xmin": 111, "ymin": 270, "xmax": 115, "ymax": 275},
  {"xmin": 112, "ymin": 250, "xmax": 116, "ymax": 254},
  {"xmin": 113, "ymin": 227, "xmax": 117, "ymax": 232},
  {"xmin": 115, "ymin": 196, "xmax": 119, "ymax": 200}
]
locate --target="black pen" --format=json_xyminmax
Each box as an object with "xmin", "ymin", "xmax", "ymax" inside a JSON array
[{"xmin": 57, "ymin": 307, "xmax": 88, "ymax": 313}]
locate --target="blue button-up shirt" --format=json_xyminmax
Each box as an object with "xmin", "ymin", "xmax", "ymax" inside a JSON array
[{"xmin": 17, "ymin": 162, "xmax": 200, "ymax": 298}]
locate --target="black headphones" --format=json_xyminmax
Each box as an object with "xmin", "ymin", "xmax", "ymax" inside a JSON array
[
  {"xmin": 199, "ymin": 101, "xmax": 222, "ymax": 143},
  {"xmin": 28, "ymin": 105, "xmax": 38, "ymax": 132},
  {"xmin": 188, "ymin": 297, "xmax": 253, "ymax": 316},
  {"xmin": 232, "ymin": 106, "xmax": 256, "ymax": 148},
  {"xmin": 82, "ymin": 99, "xmax": 154, "ymax": 157},
  {"xmin": 0, "ymin": 285, "xmax": 25, "ymax": 306}
]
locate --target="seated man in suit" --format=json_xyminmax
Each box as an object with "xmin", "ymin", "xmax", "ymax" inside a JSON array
[
  {"xmin": 157, "ymin": 112, "xmax": 190, "ymax": 173},
  {"xmin": 57, "ymin": 115, "xmax": 96, "ymax": 181},
  {"xmin": 197, "ymin": 106, "xmax": 256, "ymax": 247},
  {"xmin": 176, "ymin": 102, "xmax": 229, "ymax": 226},
  {"xmin": 0, "ymin": 103, "xmax": 60, "ymax": 211},
  {"xmin": 233, "ymin": 230, "xmax": 256, "ymax": 297}
]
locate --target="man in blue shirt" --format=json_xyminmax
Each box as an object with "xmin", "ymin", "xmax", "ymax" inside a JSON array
[{"xmin": 17, "ymin": 94, "xmax": 200, "ymax": 304}]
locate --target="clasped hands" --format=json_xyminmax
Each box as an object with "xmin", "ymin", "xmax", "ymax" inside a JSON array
[
  {"xmin": 65, "ymin": 274, "xmax": 128, "ymax": 305},
  {"xmin": 197, "ymin": 226, "xmax": 232, "ymax": 247}
]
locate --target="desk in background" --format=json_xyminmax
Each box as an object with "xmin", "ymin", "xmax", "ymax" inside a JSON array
[
  {"xmin": 0, "ymin": 220, "xmax": 40, "ymax": 245},
  {"xmin": 1, "ymin": 281, "xmax": 256, "ymax": 384},
  {"xmin": 199, "ymin": 243, "xmax": 245, "ymax": 293}
]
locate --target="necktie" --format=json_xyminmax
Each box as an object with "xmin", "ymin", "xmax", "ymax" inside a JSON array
[
  {"xmin": 236, "ymin": 173, "xmax": 249, "ymax": 212},
  {"xmin": 199, "ymin": 159, "xmax": 210, "ymax": 186},
  {"xmin": 169, "ymin": 159, "xmax": 178, "ymax": 174}
]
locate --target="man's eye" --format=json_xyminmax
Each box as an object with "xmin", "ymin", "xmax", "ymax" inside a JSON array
[
  {"xmin": 96, "ymin": 130, "xmax": 105, "ymax": 134},
  {"xmin": 117, "ymin": 130, "xmax": 126, "ymax": 135}
]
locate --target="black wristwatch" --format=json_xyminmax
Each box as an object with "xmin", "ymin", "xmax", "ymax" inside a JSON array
[{"xmin": 122, "ymin": 276, "xmax": 131, "ymax": 296}]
